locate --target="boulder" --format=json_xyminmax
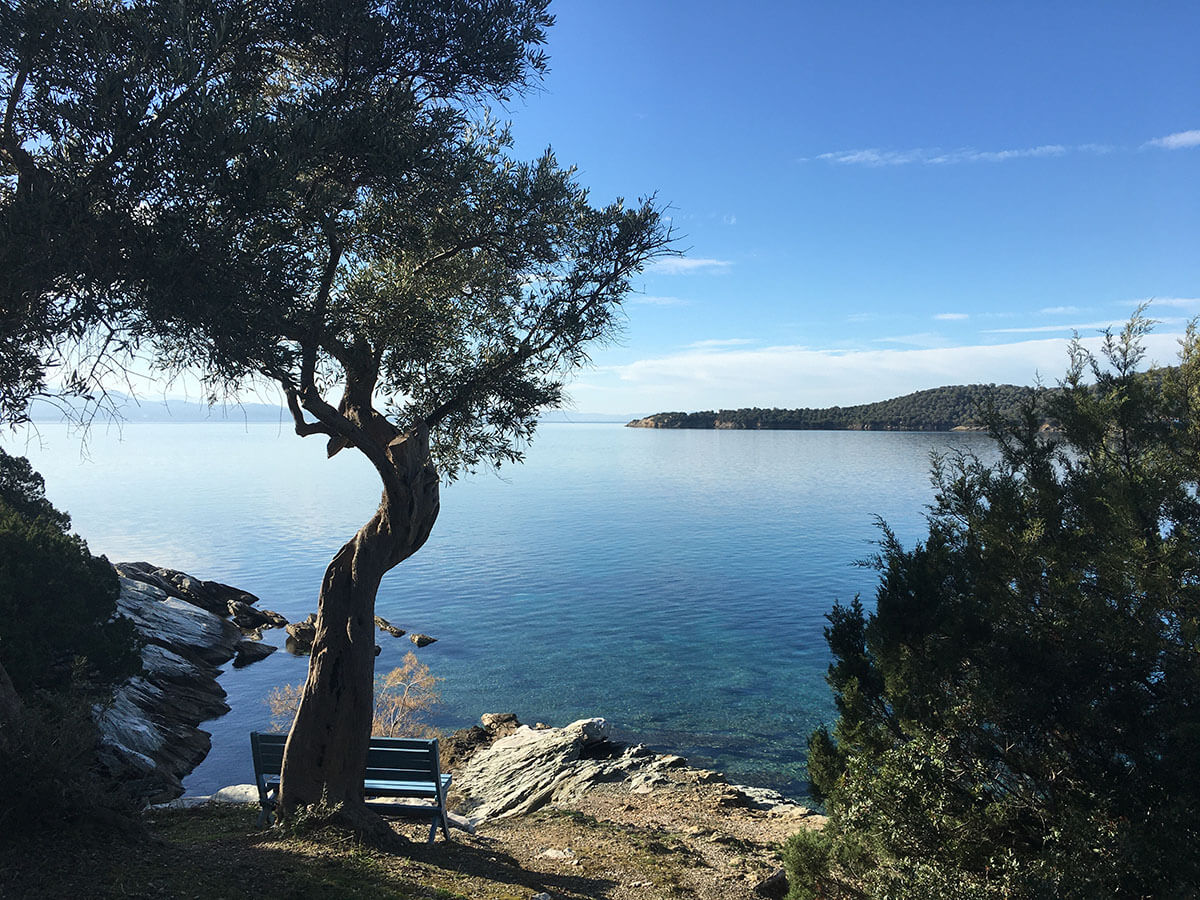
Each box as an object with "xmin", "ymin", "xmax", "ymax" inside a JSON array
[
  {"xmin": 233, "ymin": 639, "xmax": 277, "ymax": 668},
  {"xmin": 754, "ymin": 867, "xmax": 789, "ymax": 898},
  {"xmin": 409, "ymin": 633, "xmax": 437, "ymax": 648},
  {"xmin": 440, "ymin": 725, "xmax": 491, "ymax": 771},
  {"xmin": 374, "ymin": 615, "xmax": 406, "ymax": 638},
  {"xmin": 481, "ymin": 712, "xmax": 522, "ymax": 737},
  {"xmin": 452, "ymin": 717, "xmax": 623, "ymax": 821},
  {"xmin": 285, "ymin": 614, "xmax": 318, "ymax": 654},
  {"xmin": 228, "ymin": 599, "xmax": 288, "ymax": 631}
]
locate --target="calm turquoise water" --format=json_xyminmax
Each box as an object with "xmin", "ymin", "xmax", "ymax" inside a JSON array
[{"xmin": 5, "ymin": 422, "xmax": 991, "ymax": 797}]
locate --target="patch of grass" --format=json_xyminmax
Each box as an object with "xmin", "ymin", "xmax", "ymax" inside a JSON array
[
  {"xmin": 1, "ymin": 805, "xmax": 460, "ymax": 899},
  {"xmin": 3, "ymin": 796, "xmax": 781, "ymax": 900}
]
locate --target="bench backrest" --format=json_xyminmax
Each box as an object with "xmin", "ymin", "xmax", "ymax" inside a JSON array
[
  {"xmin": 365, "ymin": 736, "xmax": 442, "ymax": 784},
  {"xmin": 250, "ymin": 731, "xmax": 286, "ymax": 780},
  {"xmin": 250, "ymin": 732, "xmax": 443, "ymax": 783}
]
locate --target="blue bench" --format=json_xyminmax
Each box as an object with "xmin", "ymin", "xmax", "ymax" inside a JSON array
[{"xmin": 250, "ymin": 732, "xmax": 453, "ymax": 842}]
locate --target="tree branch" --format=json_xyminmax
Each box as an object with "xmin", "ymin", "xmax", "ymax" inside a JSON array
[
  {"xmin": 2, "ymin": 63, "xmax": 29, "ymax": 159},
  {"xmin": 423, "ymin": 257, "xmax": 628, "ymax": 430},
  {"xmin": 86, "ymin": 52, "xmax": 230, "ymax": 188},
  {"xmin": 285, "ymin": 388, "xmax": 334, "ymax": 438}
]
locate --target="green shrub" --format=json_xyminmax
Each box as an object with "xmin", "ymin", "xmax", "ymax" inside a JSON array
[
  {"xmin": 0, "ymin": 450, "xmax": 142, "ymax": 837},
  {"xmin": 0, "ymin": 688, "xmax": 139, "ymax": 839},
  {"xmin": 805, "ymin": 315, "xmax": 1200, "ymax": 898},
  {"xmin": 0, "ymin": 449, "xmax": 140, "ymax": 692},
  {"xmin": 781, "ymin": 827, "xmax": 832, "ymax": 900}
]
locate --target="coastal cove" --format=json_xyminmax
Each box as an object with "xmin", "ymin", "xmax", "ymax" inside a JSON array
[{"xmin": 5, "ymin": 422, "xmax": 993, "ymax": 797}]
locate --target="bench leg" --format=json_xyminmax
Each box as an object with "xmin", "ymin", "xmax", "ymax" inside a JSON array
[{"xmin": 257, "ymin": 789, "xmax": 277, "ymax": 828}]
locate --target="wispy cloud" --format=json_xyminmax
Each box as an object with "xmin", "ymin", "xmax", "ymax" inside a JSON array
[
  {"xmin": 873, "ymin": 332, "xmax": 950, "ymax": 348},
  {"xmin": 686, "ymin": 338, "xmax": 756, "ymax": 350},
  {"xmin": 629, "ymin": 295, "xmax": 690, "ymax": 306},
  {"xmin": 805, "ymin": 129, "xmax": 1197, "ymax": 167},
  {"xmin": 1040, "ymin": 305, "xmax": 1085, "ymax": 315},
  {"xmin": 578, "ymin": 331, "xmax": 1189, "ymax": 414},
  {"xmin": 984, "ymin": 319, "xmax": 1132, "ymax": 335},
  {"xmin": 649, "ymin": 257, "xmax": 733, "ymax": 275},
  {"xmin": 934, "ymin": 312, "xmax": 969, "ymax": 321},
  {"xmin": 1143, "ymin": 130, "xmax": 1200, "ymax": 150},
  {"xmin": 811, "ymin": 143, "xmax": 1070, "ymax": 167}
]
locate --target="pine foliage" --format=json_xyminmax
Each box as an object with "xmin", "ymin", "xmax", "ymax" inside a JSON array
[{"xmin": 791, "ymin": 316, "xmax": 1200, "ymax": 898}]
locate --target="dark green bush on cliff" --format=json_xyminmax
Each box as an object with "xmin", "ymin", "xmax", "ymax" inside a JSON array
[
  {"xmin": 0, "ymin": 449, "xmax": 140, "ymax": 693},
  {"xmin": 792, "ymin": 316, "xmax": 1200, "ymax": 899},
  {"xmin": 0, "ymin": 450, "xmax": 142, "ymax": 837}
]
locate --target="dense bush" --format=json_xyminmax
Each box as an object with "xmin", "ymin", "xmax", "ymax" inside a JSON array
[
  {"xmin": 792, "ymin": 316, "xmax": 1200, "ymax": 898},
  {"xmin": 0, "ymin": 687, "xmax": 138, "ymax": 838},
  {"xmin": 0, "ymin": 449, "xmax": 140, "ymax": 692},
  {"xmin": 0, "ymin": 450, "xmax": 142, "ymax": 837}
]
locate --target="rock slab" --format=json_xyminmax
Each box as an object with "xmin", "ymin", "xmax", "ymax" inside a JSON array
[
  {"xmin": 454, "ymin": 717, "xmax": 683, "ymax": 822},
  {"xmin": 450, "ymin": 715, "xmax": 816, "ymax": 829},
  {"xmin": 95, "ymin": 566, "xmax": 272, "ymax": 805}
]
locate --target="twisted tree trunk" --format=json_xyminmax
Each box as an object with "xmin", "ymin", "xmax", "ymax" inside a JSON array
[{"xmin": 277, "ymin": 425, "xmax": 439, "ymax": 840}]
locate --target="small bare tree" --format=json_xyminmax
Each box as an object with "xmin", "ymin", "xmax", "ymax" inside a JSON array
[{"xmin": 268, "ymin": 652, "xmax": 441, "ymax": 740}]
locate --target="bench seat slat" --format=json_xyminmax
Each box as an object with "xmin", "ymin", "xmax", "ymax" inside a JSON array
[{"xmin": 363, "ymin": 775, "xmax": 451, "ymax": 797}]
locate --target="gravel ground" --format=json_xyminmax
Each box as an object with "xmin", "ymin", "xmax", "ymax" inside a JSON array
[{"xmin": 385, "ymin": 762, "xmax": 825, "ymax": 900}]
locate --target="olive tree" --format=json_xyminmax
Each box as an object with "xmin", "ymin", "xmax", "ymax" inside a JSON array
[{"xmin": 3, "ymin": 0, "xmax": 673, "ymax": 839}]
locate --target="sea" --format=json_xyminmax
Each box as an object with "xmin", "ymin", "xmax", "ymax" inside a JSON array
[{"xmin": 4, "ymin": 421, "xmax": 993, "ymax": 799}]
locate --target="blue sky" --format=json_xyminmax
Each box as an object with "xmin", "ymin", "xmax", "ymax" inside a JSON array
[{"xmin": 501, "ymin": 1, "xmax": 1200, "ymax": 414}]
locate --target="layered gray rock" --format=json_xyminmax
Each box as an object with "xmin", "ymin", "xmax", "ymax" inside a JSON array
[
  {"xmin": 451, "ymin": 715, "xmax": 815, "ymax": 826},
  {"xmin": 115, "ymin": 576, "xmax": 242, "ymax": 665},
  {"xmin": 117, "ymin": 562, "xmax": 260, "ymax": 617},
  {"xmin": 95, "ymin": 567, "xmax": 274, "ymax": 805},
  {"xmin": 117, "ymin": 562, "xmax": 289, "ymax": 635},
  {"xmin": 454, "ymin": 717, "xmax": 672, "ymax": 821}
]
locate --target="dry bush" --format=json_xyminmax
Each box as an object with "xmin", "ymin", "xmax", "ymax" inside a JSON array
[{"xmin": 267, "ymin": 651, "xmax": 441, "ymax": 738}]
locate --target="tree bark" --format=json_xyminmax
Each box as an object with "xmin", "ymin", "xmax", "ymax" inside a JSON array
[{"xmin": 276, "ymin": 424, "xmax": 439, "ymax": 840}]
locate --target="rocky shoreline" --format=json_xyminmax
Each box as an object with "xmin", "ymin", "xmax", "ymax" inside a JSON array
[
  {"xmin": 95, "ymin": 563, "xmax": 291, "ymax": 803},
  {"xmin": 173, "ymin": 713, "xmax": 821, "ymax": 899},
  {"xmin": 102, "ymin": 565, "xmax": 821, "ymax": 896},
  {"xmin": 95, "ymin": 562, "xmax": 436, "ymax": 802}
]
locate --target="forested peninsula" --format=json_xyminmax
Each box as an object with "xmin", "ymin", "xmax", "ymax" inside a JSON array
[{"xmin": 627, "ymin": 383, "xmax": 1041, "ymax": 431}]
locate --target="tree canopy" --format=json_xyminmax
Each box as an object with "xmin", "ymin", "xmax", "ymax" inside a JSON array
[
  {"xmin": 2, "ymin": 0, "xmax": 673, "ymax": 839},
  {"xmin": 1, "ymin": 0, "xmax": 565, "ymax": 427},
  {"xmin": 790, "ymin": 316, "xmax": 1200, "ymax": 898}
]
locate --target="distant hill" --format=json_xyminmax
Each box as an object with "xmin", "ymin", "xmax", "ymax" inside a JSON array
[
  {"xmin": 538, "ymin": 410, "xmax": 639, "ymax": 424},
  {"xmin": 27, "ymin": 392, "xmax": 287, "ymax": 424},
  {"xmin": 26, "ymin": 392, "xmax": 633, "ymax": 426},
  {"xmin": 627, "ymin": 383, "xmax": 1046, "ymax": 432}
]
